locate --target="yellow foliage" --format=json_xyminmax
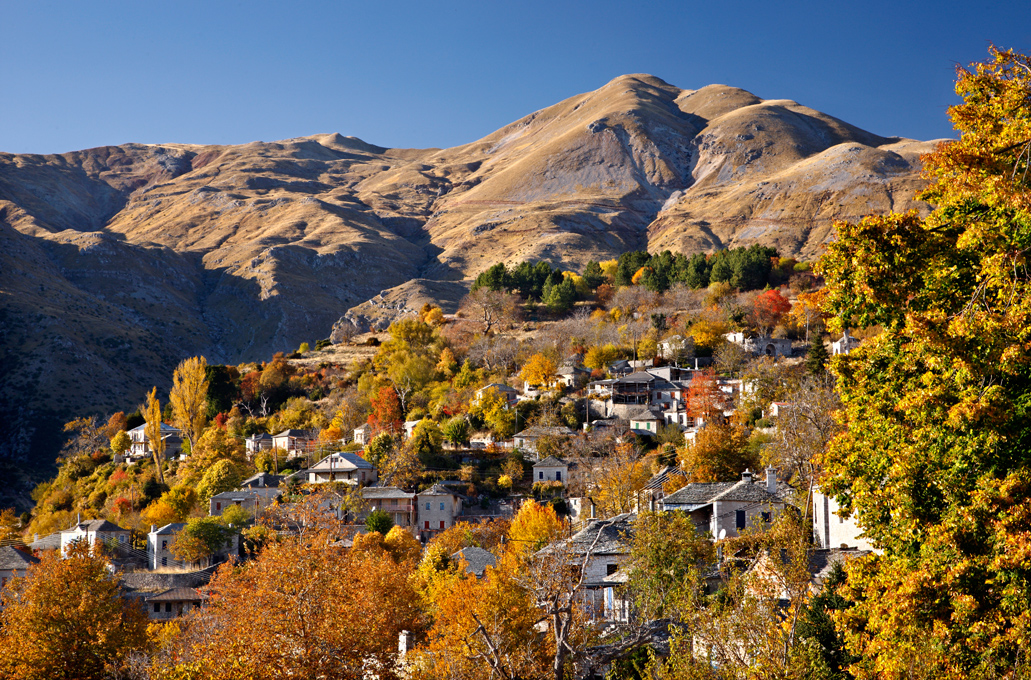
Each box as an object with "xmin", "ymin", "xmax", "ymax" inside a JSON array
[
  {"xmin": 508, "ymin": 499, "xmax": 565, "ymax": 553},
  {"xmin": 384, "ymin": 525, "xmax": 422, "ymax": 564}
]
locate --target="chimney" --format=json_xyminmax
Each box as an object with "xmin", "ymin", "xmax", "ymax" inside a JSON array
[
  {"xmin": 741, "ymin": 469, "xmax": 753, "ymax": 483},
  {"xmin": 33, "ymin": 533, "xmax": 38, "ymax": 543},
  {"xmin": 766, "ymin": 467, "xmax": 777, "ymax": 494},
  {"xmin": 150, "ymin": 525, "xmax": 155, "ymax": 534}
]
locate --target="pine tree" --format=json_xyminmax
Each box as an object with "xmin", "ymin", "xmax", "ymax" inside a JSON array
[{"xmin": 806, "ymin": 337, "xmax": 829, "ymax": 376}]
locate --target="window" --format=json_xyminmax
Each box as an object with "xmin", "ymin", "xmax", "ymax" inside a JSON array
[
  {"xmin": 439, "ymin": 502, "xmax": 445, "ymax": 511},
  {"xmin": 165, "ymin": 603, "xmax": 172, "ymax": 613},
  {"xmin": 761, "ymin": 512, "xmax": 771, "ymax": 523},
  {"xmin": 424, "ymin": 521, "xmax": 430, "ymax": 530},
  {"xmin": 736, "ymin": 510, "xmax": 746, "ymax": 529},
  {"xmin": 161, "ymin": 540, "xmax": 167, "ymax": 550},
  {"xmin": 555, "ymin": 471, "xmax": 561, "ymax": 481},
  {"xmin": 425, "ymin": 502, "xmax": 430, "ymax": 511},
  {"xmin": 606, "ymin": 564, "xmax": 618, "ymax": 576},
  {"xmin": 154, "ymin": 603, "xmax": 160, "ymax": 613},
  {"xmin": 439, "ymin": 521, "xmax": 445, "ymax": 529},
  {"xmin": 216, "ymin": 502, "xmax": 221, "ymax": 511},
  {"xmin": 162, "ymin": 557, "xmax": 167, "ymax": 567},
  {"xmin": 539, "ymin": 471, "xmax": 544, "ymax": 480}
]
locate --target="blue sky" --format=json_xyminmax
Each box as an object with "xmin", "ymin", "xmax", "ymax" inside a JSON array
[{"xmin": 2, "ymin": 1, "xmax": 1028, "ymax": 154}]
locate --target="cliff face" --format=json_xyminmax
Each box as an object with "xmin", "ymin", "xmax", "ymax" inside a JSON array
[{"xmin": 0, "ymin": 74, "xmax": 941, "ymax": 483}]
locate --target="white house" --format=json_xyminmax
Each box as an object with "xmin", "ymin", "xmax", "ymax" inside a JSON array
[
  {"xmin": 532, "ymin": 456, "xmax": 568, "ymax": 484},
  {"xmin": 147, "ymin": 523, "xmax": 187, "ymax": 570},
  {"xmin": 127, "ymin": 423, "xmax": 183, "ymax": 460},
  {"xmin": 831, "ymin": 330, "xmax": 861, "ymax": 356},
  {"xmin": 244, "ymin": 433, "xmax": 273, "ymax": 457},
  {"xmin": 660, "ymin": 468, "xmax": 788, "ymax": 539},
  {"xmin": 556, "ymin": 365, "xmax": 591, "ymax": 389},
  {"xmin": 417, "ymin": 484, "xmax": 464, "ymax": 538},
  {"xmin": 725, "ymin": 332, "xmax": 793, "ymax": 359},
  {"xmin": 548, "ymin": 514, "xmax": 636, "ymax": 618},
  {"xmin": 60, "ymin": 519, "xmax": 131, "ymax": 557},
  {"xmin": 627, "ymin": 406, "xmax": 664, "ymax": 436},
  {"xmin": 271, "ymin": 429, "xmax": 316, "ymax": 459},
  {"xmin": 812, "ymin": 486, "xmax": 877, "ymax": 552},
  {"xmin": 306, "ymin": 451, "xmax": 377, "ymax": 485},
  {"xmin": 658, "ymin": 334, "xmax": 695, "ymax": 362},
  {"xmin": 353, "ymin": 423, "xmax": 372, "ymax": 446}
]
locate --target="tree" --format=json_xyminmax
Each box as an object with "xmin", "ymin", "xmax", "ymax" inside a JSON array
[
  {"xmin": 169, "ymin": 516, "xmax": 237, "ymax": 568},
  {"xmin": 155, "ymin": 528, "xmax": 423, "ymax": 679},
  {"xmin": 143, "ymin": 386, "xmax": 167, "ymax": 486},
  {"xmin": 365, "ymin": 508, "xmax": 394, "ymax": 534},
  {"xmin": 816, "ymin": 47, "xmax": 1031, "ymax": 676},
  {"xmin": 0, "ymin": 543, "xmax": 149, "ymax": 679},
  {"xmin": 442, "ymin": 415, "xmax": 470, "ymax": 448},
  {"xmin": 508, "ymin": 499, "xmax": 566, "ymax": 554},
  {"xmin": 169, "ymin": 355, "xmax": 210, "ymax": 450},
  {"xmin": 751, "ymin": 288, "xmax": 792, "ymax": 335},
  {"xmin": 110, "ymin": 429, "xmax": 131, "ymax": 457},
  {"xmin": 197, "ymin": 459, "xmax": 243, "ymax": 501},
  {"xmin": 520, "ymin": 353, "xmax": 557, "ymax": 390},
  {"xmin": 368, "ymin": 385, "xmax": 404, "ymax": 433},
  {"xmin": 679, "ymin": 417, "xmax": 757, "ymax": 483},
  {"xmin": 806, "ymin": 336, "xmax": 830, "ymax": 376},
  {"xmin": 461, "ymin": 287, "xmax": 521, "ymax": 334},
  {"xmin": 582, "ymin": 260, "xmax": 605, "ymax": 290}
]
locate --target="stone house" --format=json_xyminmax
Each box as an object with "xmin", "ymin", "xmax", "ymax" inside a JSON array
[
  {"xmin": 244, "ymin": 433, "xmax": 273, "ymax": 457},
  {"xmin": 556, "ymin": 365, "xmax": 591, "ymax": 389},
  {"xmin": 548, "ymin": 514, "xmax": 636, "ymax": 618},
  {"xmin": 657, "ymin": 334, "xmax": 695, "ymax": 362},
  {"xmin": 306, "ymin": 452, "xmax": 377, "ymax": 485},
  {"xmin": 512, "ymin": 425, "xmax": 574, "ymax": 456},
  {"xmin": 627, "ymin": 406, "xmax": 664, "ymax": 436},
  {"xmin": 353, "ymin": 423, "xmax": 372, "ymax": 446},
  {"xmin": 417, "ymin": 484, "xmax": 464, "ymax": 538},
  {"xmin": 831, "ymin": 330, "xmax": 861, "ymax": 355},
  {"xmin": 362, "ymin": 486, "xmax": 417, "ymax": 529},
  {"xmin": 147, "ymin": 523, "xmax": 187, "ymax": 570},
  {"xmin": 725, "ymin": 332, "xmax": 792, "ymax": 359},
  {"xmin": 532, "ymin": 456, "xmax": 568, "ymax": 484},
  {"xmin": 209, "ymin": 487, "xmax": 282, "ymax": 517},
  {"xmin": 452, "ymin": 546, "xmax": 497, "ymax": 578},
  {"xmin": 60, "ymin": 519, "xmax": 131, "ymax": 557},
  {"xmin": 660, "ymin": 468, "xmax": 788, "ymax": 539},
  {"xmin": 0, "ymin": 545, "xmax": 39, "ymax": 590},
  {"xmin": 145, "ymin": 587, "xmax": 206, "ymax": 620}
]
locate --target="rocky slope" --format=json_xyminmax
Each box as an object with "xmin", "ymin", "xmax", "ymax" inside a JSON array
[{"xmin": 0, "ymin": 74, "xmax": 942, "ymax": 487}]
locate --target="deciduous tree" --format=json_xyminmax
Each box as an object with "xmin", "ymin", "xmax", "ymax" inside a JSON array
[
  {"xmin": 169, "ymin": 355, "xmax": 210, "ymax": 450},
  {"xmin": 143, "ymin": 386, "xmax": 167, "ymax": 486}
]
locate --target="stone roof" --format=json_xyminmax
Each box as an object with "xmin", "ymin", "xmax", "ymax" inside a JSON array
[
  {"xmin": 626, "ymin": 407, "xmax": 663, "ymax": 422},
  {"xmin": 563, "ymin": 513, "xmax": 636, "ymax": 556},
  {"xmin": 478, "ymin": 382, "xmax": 517, "ymax": 393},
  {"xmin": 150, "ymin": 523, "xmax": 186, "ymax": 536},
  {"xmin": 245, "ymin": 433, "xmax": 273, "ymax": 441},
  {"xmin": 452, "ymin": 546, "xmax": 497, "ymax": 578},
  {"xmin": 145, "ymin": 587, "xmax": 206, "ymax": 603},
  {"xmin": 662, "ymin": 482, "xmax": 737, "ymax": 506},
  {"xmin": 808, "ymin": 549, "xmax": 872, "ymax": 586},
  {"xmin": 418, "ymin": 483, "xmax": 464, "ymax": 498},
  {"xmin": 533, "ymin": 456, "xmax": 567, "ymax": 468},
  {"xmin": 616, "ymin": 371, "xmax": 656, "ymax": 384},
  {"xmin": 0, "ymin": 545, "xmax": 39, "ymax": 570},
  {"xmin": 362, "ymin": 486, "xmax": 416, "ymax": 500},
  {"xmin": 210, "ymin": 487, "xmax": 282, "ymax": 501},
  {"xmin": 514, "ymin": 426, "xmax": 574, "ymax": 439},
  {"xmin": 62, "ymin": 519, "xmax": 128, "ymax": 534},
  {"xmin": 309, "ymin": 452, "xmax": 374, "ymax": 471},
  {"xmin": 240, "ymin": 472, "xmax": 283, "ymax": 488},
  {"xmin": 29, "ymin": 533, "xmax": 61, "ymax": 551},
  {"xmin": 662, "ymin": 473, "xmax": 785, "ymax": 506},
  {"xmin": 274, "ymin": 429, "xmax": 314, "ymax": 438}
]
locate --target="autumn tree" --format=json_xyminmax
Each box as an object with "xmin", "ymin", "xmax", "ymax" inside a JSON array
[
  {"xmin": 679, "ymin": 417, "xmax": 757, "ymax": 483},
  {"xmin": 143, "ymin": 386, "xmax": 167, "ymax": 485},
  {"xmin": 0, "ymin": 542, "xmax": 149, "ymax": 679},
  {"xmin": 751, "ymin": 288, "xmax": 792, "ymax": 335},
  {"xmin": 368, "ymin": 385, "xmax": 404, "ymax": 433},
  {"xmin": 461, "ymin": 287, "xmax": 522, "ymax": 334},
  {"xmin": 169, "ymin": 516, "xmax": 237, "ymax": 568},
  {"xmin": 110, "ymin": 429, "xmax": 131, "ymax": 457},
  {"xmin": 154, "ymin": 529, "xmax": 423, "ymax": 679},
  {"xmin": 169, "ymin": 355, "xmax": 210, "ymax": 450},
  {"xmin": 816, "ymin": 47, "xmax": 1031, "ymax": 677},
  {"xmin": 520, "ymin": 353, "xmax": 557, "ymax": 390}
]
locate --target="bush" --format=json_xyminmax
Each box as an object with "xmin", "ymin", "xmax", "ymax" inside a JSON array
[
  {"xmin": 315, "ymin": 338, "xmax": 332, "ymax": 351},
  {"xmin": 365, "ymin": 509, "xmax": 394, "ymax": 535}
]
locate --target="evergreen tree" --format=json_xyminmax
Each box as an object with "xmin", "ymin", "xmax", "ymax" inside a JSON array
[{"xmin": 806, "ymin": 337, "xmax": 829, "ymax": 376}]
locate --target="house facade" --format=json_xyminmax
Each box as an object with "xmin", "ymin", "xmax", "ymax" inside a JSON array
[
  {"xmin": 532, "ymin": 456, "xmax": 568, "ymax": 484},
  {"xmin": 60, "ymin": 519, "xmax": 131, "ymax": 557},
  {"xmin": 417, "ymin": 485, "xmax": 464, "ymax": 538},
  {"xmin": 145, "ymin": 587, "xmax": 206, "ymax": 620},
  {"xmin": 271, "ymin": 429, "xmax": 317, "ymax": 459},
  {"xmin": 209, "ymin": 487, "xmax": 282, "ymax": 517},
  {"xmin": 475, "ymin": 383, "xmax": 519, "ymax": 409},
  {"xmin": 831, "ymin": 330, "xmax": 861, "ymax": 356},
  {"xmin": 812, "ymin": 486, "xmax": 877, "ymax": 552},
  {"xmin": 244, "ymin": 433, "xmax": 273, "ymax": 457},
  {"xmin": 660, "ymin": 468, "xmax": 788, "ymax": 539},
  {"xmin": 127, "ymin": 423, "xmax": 183, "ymax": 461},
  {"xmin": 147, "ymin": 523, "xmax": 187, "ymax": 570},
  {"xmin": 306, "ymin": 452, "xmax": 377, "ymax": 485},
  {"xmin": 362, "ymin": 487, "xmax": 417, "ymax": 529},
  {"xmin": 513, "ymin": 426, "xmax": 574, "ymax": 457}
]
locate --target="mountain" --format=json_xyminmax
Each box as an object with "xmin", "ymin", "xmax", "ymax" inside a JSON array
[{"xmin": 0, "ymin": 74, "xmax": 941, "ymax": 489}]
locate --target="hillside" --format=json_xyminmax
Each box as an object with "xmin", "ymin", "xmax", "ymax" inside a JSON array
[{"xmin": 0, "ymin": 73, "xmax": 942, "ymax": 485}]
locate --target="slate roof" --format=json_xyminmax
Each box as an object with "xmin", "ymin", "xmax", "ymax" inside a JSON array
[
  {"xmin": 128, "ymin": 422, "xmax": 181, "ymax": 434},
  {"xmin": 662, "ymin": 475, "xmax": 785, "ymax": 506},
  {"xmin": 274, "ymin": 429, "xmax": 314, "ymax": 438},
  {"xmin": 419, "ymin": 484, "xmax": 464, "ymax": 498},
  {"xmin": 563, "ymin": 513, "xmax": 636, "ymax": 556},
  {"xmin": 150, "ymin": 523, "xmax": 186, "ymax": 536},
  {"xmin": 616, "ymin": 371, "xmax": 656, "ymax": 383},
  {"xmin": 240, "ymin": 472, "xmax": 284, "ymax": 488},
  {"xmin": 29, "ymin": 533, "xmax": 61, "ymax": 551},
  {"xmin": 362, "ymin": 486, "xmax": 416, "ymax": 500},
  {"xmin": 145, "ymin": 587, "xmax": 206, "ymax": 603},
  {"xmin": 808, "ymin": 549, "xmax": 872, "ymax": 587},
  {"xmin": 0, "ymin": 545, "xmax": 39, "ymax": 570},
  {"xmin": 62, "ymin": 519, "xmax": 128, "ymax": 534},
  {"xmin": 309, "ymin": 452, "xmax": 375, "ymax": 471},
  {"xmin": 626, "ymin": 407, "xmax": 663, "ymax": 421},
  {"xmin": 533, "ymin": 456, "xmax": 567, "ymax": 468},
  {"xmin": 514, "ymin": 426, "xmax": 574, "ymax": 439},
  {"xmin": 245, "ymin": 433, "xmax": 273, "ymax": 441},
  {"xmin": 210, "ymin": 488, "xmax": 282, "ymax": 501},
  {"xmin": 478, "ymin": 382, "xmax": 517, "ymax": 393},
  {"xmin": 452, "ymin": 546, "xmax": 497, "ymax": 578}
]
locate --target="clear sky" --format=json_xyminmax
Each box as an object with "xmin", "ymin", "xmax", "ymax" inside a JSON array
[{"xmin": 2, "ymin": 0, "xmax": 1028, "ymax": 154}]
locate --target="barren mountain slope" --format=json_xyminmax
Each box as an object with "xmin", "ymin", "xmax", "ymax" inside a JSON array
[{"xmin": 0, "ymin": 73, "xmax": 941, "ymax": 489}]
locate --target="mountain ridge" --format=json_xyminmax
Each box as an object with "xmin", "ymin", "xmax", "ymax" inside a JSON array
[{"xmin": 0, "ymin": 73, "xmax": 943, "ymax": 488}]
